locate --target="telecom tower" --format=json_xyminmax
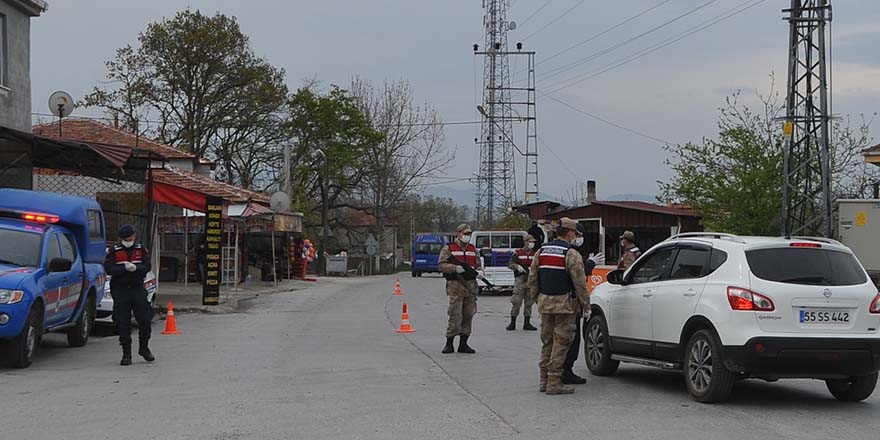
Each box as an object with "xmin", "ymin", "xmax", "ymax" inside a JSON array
[
  {"xmin": 782, "ymin": 0, "xmax": 833, "ymax": 237},
  {"xmin": 474, "ymin": 0, "xmax": 538, "ymax": 226}
]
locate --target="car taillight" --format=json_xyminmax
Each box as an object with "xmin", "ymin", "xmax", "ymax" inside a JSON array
[
  {"xmin": 870, "ymin": 294, "xmax": 880, "ymax": 315},
  {"xmin": 727, "ymin": 287, "xmax": 775, "ymax": 312},
  {"xmin": 790, "ymin": 242, "xmax": 821, "ymax": 248}
]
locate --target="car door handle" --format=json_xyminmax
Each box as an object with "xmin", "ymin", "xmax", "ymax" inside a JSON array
[
  {"xmin": 62, "ymin": 277, "xmax": 69, "ymax": 283},
  {"xmin": 684, "ymin": 289, "xmax": 698, "ymax": 297},
  {"xmin": 643, "ymin": 290, "xmax": 654, "ymax": 298}
]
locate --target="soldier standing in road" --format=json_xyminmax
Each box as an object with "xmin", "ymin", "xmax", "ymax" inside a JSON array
[
  {"xmin": 618, "ymin": 230, "xmax": 641, "ymax": 270},
  {"xmin": 104, "ymin": 225, "xmax": 155, "ymax": 366},
  {"xmin": 528, "ymin": 217, "xmax": 590, "ymax": 395},
  {"xmin": 438, "ymin": 224, "xmax": 484, "ymax": 354},
  {"xmin": 507, "ymin": 234, "xmax": 537, "ymax": 331}
]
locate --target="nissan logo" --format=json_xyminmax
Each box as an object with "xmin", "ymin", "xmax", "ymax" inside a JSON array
[{"xmin": 823, "ymin": 289, "xmax": 832, "ymax": 299}]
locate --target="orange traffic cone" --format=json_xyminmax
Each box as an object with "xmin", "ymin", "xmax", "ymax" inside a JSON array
[
  {"xmin": 395, "ymin": 301, "xmax": 415, "ymax": 333},
  {"xmin": 393, "ymin": 276, "xmax": 403, "ymax": 296},
  {"xmin": 161, "ymin": 302, "xmax": 182, "ymax": 335}
]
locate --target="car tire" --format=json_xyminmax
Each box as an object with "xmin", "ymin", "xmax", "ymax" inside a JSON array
[
  {"xmin": 9, "ymin": 306, "xmax": 42, "ymax": 368},
  {"xmin": 67, "ymin": 295, "xmax": 95, "ymax": 347},
  {"xmin": 412, "ymin": 271, "xmax": 417, "ymax": 278},
  {"xmin": 684, "ymin": 329, "xmax": 736, "ymax": 403},
  {"xmin": 826, "ymin": 373, "xmax": 878, "ymax": 402},
  {"xmin": 584, "ymin": 314, "xmax": 619, "ymax": 376}
]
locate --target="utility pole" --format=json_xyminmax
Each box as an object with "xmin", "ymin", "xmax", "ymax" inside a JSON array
[
  {"xmin": 782, "ymin": 0, "xmax": 833, "ymax": 237},
  {"xmin": 474, "ymin": 0, "xmax": 538, "ymax": 227}
]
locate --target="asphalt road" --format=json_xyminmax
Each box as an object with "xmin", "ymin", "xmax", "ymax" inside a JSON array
[{"xmin": 1, "ymin": 275, "xmax": 878, "ymax": 440}]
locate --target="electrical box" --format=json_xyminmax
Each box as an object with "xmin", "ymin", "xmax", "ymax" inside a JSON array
[{"xmin": 838, "ymin": 199, "xmax": 880, "ymax": 283}]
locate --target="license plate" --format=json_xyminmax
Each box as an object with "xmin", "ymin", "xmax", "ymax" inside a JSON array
[{"xmin": 799, "ymin": 309, "xmax": 851, "ymax": 324}]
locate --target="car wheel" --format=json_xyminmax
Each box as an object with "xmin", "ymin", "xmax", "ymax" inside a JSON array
[
  {"xmin": 584, "ymin": 314, "xmax": 619, "ymax": 376},
  {"xmin": 412, "ymin": 271, "xmax": 417, "ymax": 278},
  {"xmin": 684, "ymin": 329, "xmax": 736, "ymax": 403},
  {"xmin": 67, "ymin": 296, "xmax": 95, "ymax": 347},
  {"xmin": 826, "ymin": 373, "xmax": 878, "ymax": 402},
  {"xmin": 10, "ymin": 306, "xmax": 42, "ymax": 368}
]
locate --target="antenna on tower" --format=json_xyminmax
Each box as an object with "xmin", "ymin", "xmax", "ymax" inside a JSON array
[
  {"xmin": 781, "ymin": 0, "xmax": 833, "ymax": 237},
  {"xmin": 473, "ymin": 0, "xmax": 539, "ymax": 227}
]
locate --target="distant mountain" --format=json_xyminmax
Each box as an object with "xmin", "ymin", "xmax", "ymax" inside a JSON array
[{"xmin": 424, "ymin": 185, "xmax": 476, "ymax": 207}]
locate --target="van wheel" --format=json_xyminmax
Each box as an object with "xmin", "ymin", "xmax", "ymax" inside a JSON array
[
  {"xmin": 584, "ymin": 314, "xmax": 619, "ymax": 376},
  {"xmin": 10, "ymin": 306, "xmax": 42, "ymax": 368},
  {"xmin": 684, "ymin": 329, "xmax": 735, "ymax": 403},
  {"xmin": 826, "ymin": 373, "xmax": 878, "ymax": 402},
  {"xmin": 411, "ymin": 271, "xmax": 417, "ymax": 278},
  {"xmin": 68, "ymin": 296, "xmax": 95, "ymax": 347}
]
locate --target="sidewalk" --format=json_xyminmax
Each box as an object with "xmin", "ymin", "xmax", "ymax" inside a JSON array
[{"xmin": 154, "ymin": 279, "xmax": 313, "ymax": 314}]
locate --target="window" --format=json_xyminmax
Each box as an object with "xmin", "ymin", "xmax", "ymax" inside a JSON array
[
  {"xmin": 668, "ymin": 246, "xmax": 710, "ymax": 280},
  {"xmin": 628, "ymin": 246, "xmax": 676, "ymax": 285},
  {"xmin": 746, "ymin": 248, "xmax": 867, "ymax": 286},
  {"xmin": 0, "ymin": 229, "xmax": 42, "ymax": 267},
  {"xmin": 708, "ymin": 249, "xmax": 728, "ymax": 273},
  {"xmin": 45, "ymin": 234, "xmax": 62, "ymax": 265},
  {"xmin": 0, "ymin": 13, "xmax": 6, "ymax": 87},
  {"xmin": 60, "ymin": 233, "xmax": 78, "ymax": 261},
  {"xmin": 475, "ymin": 234, "xmax": 491, "ymax": 249},
  {"xmin": 415, "ymin": 243, "xmax": 442, "ymax": 255},
  {"xmin": 490, "ymin": 234, "xmax": 510, "ymax": 249},
  {"xmin": 87, "ymin": 209, "xmax": 104, "ymax": 241},
  {"xmin": 511, "ymin": 235, "xmax": 525, "ymax": 249}
]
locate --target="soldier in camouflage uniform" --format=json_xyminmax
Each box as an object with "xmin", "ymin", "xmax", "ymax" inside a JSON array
[
  {"xmin": 618, "ymin": 230, "xmax": 641, "ymax": 270},
  {"xmin": 507, "ymin": 234, "xmax": 537, "ymax": 331},
  {"xmin": 438, "ymin": 224, "xmax": 484, "ymax": 354},
  {"xmin": 528, "ymin": 217, "xmax": 589, "ymax": 395}
]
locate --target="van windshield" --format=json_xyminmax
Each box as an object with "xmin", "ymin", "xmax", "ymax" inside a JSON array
[
  {"xmin": 746, "ymin": 247, "xmax": 867, "ymax": 286},
  {"xmin": 415, "ymin": 243, "xmax": 442, "ymax": 255},
  {"xmin": 0, "ymin": 228, "xmax": 43, "ymax": 268}
]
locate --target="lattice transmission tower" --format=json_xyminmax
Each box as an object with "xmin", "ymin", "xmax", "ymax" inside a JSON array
[
  {"xmin": 782, "ymin": 0, "xmax": 833, "ymax": 237},
  {"xmin": 474, "ymin": 0, "xmax": 538, "ymax": 227}
]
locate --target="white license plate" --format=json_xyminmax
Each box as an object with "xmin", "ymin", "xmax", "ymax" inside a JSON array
[{"xmin": 799, "ymin": 309, "xmax": 851, "ymax": 324}]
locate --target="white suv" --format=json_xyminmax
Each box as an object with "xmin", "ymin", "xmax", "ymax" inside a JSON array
[{"xmin": 586, "ymin": 233, "xmax": 880, "ymax": 403}]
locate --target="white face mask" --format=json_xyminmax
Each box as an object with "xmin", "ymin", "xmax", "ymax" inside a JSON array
[
  {"xmin": 526, "ymin": 242, "xmax": 534, "ymax": 250},
  {"xmin": 621, "ymin": 240, "xmax": 627, "ymax": 247},
  {"xmin": 460, "ymin": 234, "xmax": 471, "ymax": 244},
  {"xmin": 572, "ymin": 237, "xmax": 584, "ymax": 247},
  {"xmin": 122, "ymin": 240, "xmax": 135, "ymax": 248}
]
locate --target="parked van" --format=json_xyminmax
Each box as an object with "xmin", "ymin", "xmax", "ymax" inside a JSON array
[
  {"xmin": 471, "ymin": 230, "xmax": 528, "ymax": 293},
  {"xmin": 411, "ymin": 233, "xmax": 449, "ymax": 277}
]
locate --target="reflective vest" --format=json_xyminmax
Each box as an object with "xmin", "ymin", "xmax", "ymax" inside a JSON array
[
  {"xmin": 538, "ymin": 240, "xmax": 575, "ymax": 296},
  {"xmin": 109, "ymin": 243, "xmax": 147, "ymax": 289},
  {"xmin": 513, "ymin": 248, "xmax": 535, "ymax": 278},
  {"xmin": 112, "ymin": 243, "xmax": 146, "ymax": 265},
  {"xmin": 445, "ymin": 241, "xmax": 479, "ymax": 281}
]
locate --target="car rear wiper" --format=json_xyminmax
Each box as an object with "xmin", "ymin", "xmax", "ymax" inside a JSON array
[{"xmin": 778, "ymin": 276, "xmax": 831, "ymax": 285}]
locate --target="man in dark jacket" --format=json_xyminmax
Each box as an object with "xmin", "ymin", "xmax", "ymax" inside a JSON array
[{"xmin": 104, "ymin": 225, "xmax": 154, "ymax": 366}]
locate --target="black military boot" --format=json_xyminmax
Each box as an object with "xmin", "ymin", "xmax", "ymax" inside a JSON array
[
  {"xmin": 506, "ymin": 317, "xmax": 516, "ymax": 331},
  {"xmin": 562, "ymin": 368, "xmax": 587, "ymax": 385},
  {"xmin": 458, "ymin": 335, "xmax": 476, "ymax": 354},
  {"xmin": 522, "ymin": 316, "xmax": 538, "ymax": 331},
  {"xmin": 138, "ymin": 338, "xmax": 155, "ymax": 362},
  {"xmin": 442, "ymin": 337, "xmax": 455, "ymax": 354},
  {"xmin": 120, "ymin": 343, "xmax": 132, "ymax": 366}
]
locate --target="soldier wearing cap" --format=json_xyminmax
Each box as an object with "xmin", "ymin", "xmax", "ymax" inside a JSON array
[
  {"xmin": 438, "ymin": 223, "xmax": 484, "ymax": 354},
  {"xmin": 618, "ymin": 230, "xmax": 641, "ymax": 270},
  {"xmin": 507, "ymin": 234, "xmax": 537, "ymax": 331},
  {"xmin": 104, "ymin": 224, "xmax": 155, "ymax": 366},
  {"xmin": 527, "ymin": 217, "xmax": 590, "ymax": 394}
]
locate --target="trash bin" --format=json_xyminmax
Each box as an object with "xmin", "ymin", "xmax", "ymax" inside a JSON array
[{"xmin": 326, "ymin": 256, "xmax": 348, "ymax": 276}]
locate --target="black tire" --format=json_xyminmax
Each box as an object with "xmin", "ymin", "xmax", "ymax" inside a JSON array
[
  {"xmin": 584, "ymin": 314, "xmax": 619, "ymax": 376},
  {"xmin": 417, "ymin": 272, "xmax": 422, "ymax": 277},
  {"xmin": 67, "ymin": 295, "xmax": 95, "ymax": 347},
  {"xmin": 9, "ymin": 305, "xmax": 42, "ymax": 368},
  {"xmin": 684, "ymin": 329, "xmax": 736, "ymax": 403},
  {"xmin": 411, "ymin": 271, "xmax": 417, "ymax": 278},
  {"xmin": 826, "ymin": 373, "xmax": 878, "ymax": 402}
]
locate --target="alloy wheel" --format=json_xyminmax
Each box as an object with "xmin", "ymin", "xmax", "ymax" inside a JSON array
[
  {"xmin": 688, "ymin": 339, "xmax": 713, "ymax": 394},
  {"xmin": 587, "ymin": 322, "xmax": 604, "ymax": 367}
]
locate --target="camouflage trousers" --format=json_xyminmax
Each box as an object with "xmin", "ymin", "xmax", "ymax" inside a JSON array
[
  {"xmin": 539, "ymin": 313, "xmax": 577, "ymax": 377},
  {"xmin": 509, "ymin": 282, "xmax": 534, "ymax": 318},
  {"xmin": 446, "ymin": 295, "xmax": 477, "ymax": 337}
]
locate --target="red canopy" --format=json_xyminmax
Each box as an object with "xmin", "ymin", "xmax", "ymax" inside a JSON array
[{"xmin": 151, "ymin": 179, "xmax": 208, "ymax": 213}]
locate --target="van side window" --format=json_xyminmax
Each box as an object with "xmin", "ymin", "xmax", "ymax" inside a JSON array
[
  {"xmin": 511, "ymin": 235, "xmax": 525, "ymax": 249},
  {"xmin": 45, "ymin": 234, "xmax": 62, "ymax": 265},
  {"xmin": 87, "ymin": 209, "xmax": 103, "ymax": 241},
  {"xmin": 60, "ymin": 233, "xmax": 78, "ymax": 261},
  {"xmin": 491, "ymin": 234, "xmax": 510, "ymax": 249},
  {"xmin": 475, "ymin": 234, "xmax": 490, "ymax": 249}
]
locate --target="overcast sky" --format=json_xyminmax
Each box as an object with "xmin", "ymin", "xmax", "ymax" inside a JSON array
[{"xmin": 30, "ymin": 0, "xmax": 880, "ymax": 203}]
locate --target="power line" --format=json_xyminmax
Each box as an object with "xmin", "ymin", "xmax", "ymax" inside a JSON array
[
  {"xmin": 545, "ymin": 0, "xmax": 766, "ymax": 94},
  {"xmin": 516, "ymin": 0, "xmax": 553, "ymax": 29},
  {"xmin": 540, "ymin": 0, "xmax": 720, "ymax": 82},
  {"xmin": 522, "ymin": 0, "xmax": 587, "ymax": 41},
  {"xmin": 539, "ymin": 91, "xmax": 672, "ymax": 144},
  {"xmin": 536, "ymin": 135, "xmax": 580, "ymax": 181}
]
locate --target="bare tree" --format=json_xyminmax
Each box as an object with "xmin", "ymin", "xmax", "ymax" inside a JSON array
[{"xmin": 349, "ymin": 78, "xmax": 455, "ymax": 258}]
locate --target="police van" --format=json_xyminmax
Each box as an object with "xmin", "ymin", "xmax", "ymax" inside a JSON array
[
  {"xmin": 0, "ymin": 189, "xmax": 106, "ymax": 368},
  {"xmin": 471, "ymin": 230, "xmax": 528, "ymax": 294}
]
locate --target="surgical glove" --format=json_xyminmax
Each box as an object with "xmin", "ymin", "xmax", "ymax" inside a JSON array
[
  {"xmin": 515, "ymin": 265, "xmax": 526, "ymax": 274},
  {"xmin": 124, "ymin": 262, "xmax": 137, "ymax": 272},
  {"xmin": 588, "ymin": 252, "xmax": 605, "ymax": 265},
  {"xmin": 455, "ymin": 266, "xmax": 466, "ymax": 274}
]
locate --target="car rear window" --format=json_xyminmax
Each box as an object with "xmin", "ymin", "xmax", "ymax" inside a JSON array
[
  {"xmin": 746, "ymin": 248, "xmax": 867, "ymax": 286},
  {"xmin": 415, "ymin": 243, "xmax": 442, "ymax": 254}
]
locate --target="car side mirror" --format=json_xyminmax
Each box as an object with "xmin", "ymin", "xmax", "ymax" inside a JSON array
[
  {"xmin": 606, "ymin": 269, "xmax": 625, "ymax": 285},
  {"xmin": 49, "ymin": 257, "xmax": 73, "ymax": 273}
]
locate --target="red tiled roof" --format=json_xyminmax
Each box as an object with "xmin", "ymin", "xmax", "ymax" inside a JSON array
[
  {"xmin": 152, "ymin": 167, "xmax": 269, "ymax": 204},
  {"xmin": 594, "ymin": 200, "xmax": 699, "ymax": 217},
  {"xmin": 33, "ymin": 118, "xmax": 197, "ymax": 160}
]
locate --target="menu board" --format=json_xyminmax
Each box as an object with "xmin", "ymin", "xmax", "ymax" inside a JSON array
[{"xmin": 203, "ymin": 196, "xmax": 223, "ymax": 305}]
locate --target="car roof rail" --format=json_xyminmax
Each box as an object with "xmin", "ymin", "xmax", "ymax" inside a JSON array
[
  {"xmin": 785, "ymin": 236, "xmax": 843, "ymax": 246},
  {"xmin": 667, "ymin": 232, "xmax": 746, "ymax": 244}
]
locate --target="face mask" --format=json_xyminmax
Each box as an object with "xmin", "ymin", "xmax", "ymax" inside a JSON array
[
  {"xmin": 122, "ymin": 240, "xmax": 135, "ymax": 248},
  {"xmin": 460, "ymin": 235, "xmax": 471, "ymax": 244},
  {"xmin": 572, "ymin": 237, "xmax": 584, "ymax": 247},
  {"xmin": 526, "ymin": 242, "xmax": 534, "ymax": 250},
  {"xmin": 621, "ymin": 240, "xmax": 627, "ymax": 247}
]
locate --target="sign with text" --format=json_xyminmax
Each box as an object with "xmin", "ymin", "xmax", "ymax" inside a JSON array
[{"xmin": 203, "ymin": 197, "xmax": 223, "ymax": 305}]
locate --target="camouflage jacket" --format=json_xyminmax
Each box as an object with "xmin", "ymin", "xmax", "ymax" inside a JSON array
[{"xmin": 527, "ymin": 245, "xmax": 589, "ymax": 314}]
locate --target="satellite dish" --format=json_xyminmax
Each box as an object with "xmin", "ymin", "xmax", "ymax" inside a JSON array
[
  {"xmin": 509, "ymin": 21, "xmax": 517, "ymax": 30},
  {"xmin": 270, "ymin": 191, "xmax": 291, "ymax": 213},
  {"xmin": 49, "ymin": 91, "xmax": 75, "ymax": 118}
]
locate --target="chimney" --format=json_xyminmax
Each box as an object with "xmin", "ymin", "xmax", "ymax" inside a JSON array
[
  {"xmin": 586, "ymin": 180, "xmax": 597, "ymax": 204},
  {"xmin": 113, "ymin": 113, "xmax": 119, "ymax": 129}
]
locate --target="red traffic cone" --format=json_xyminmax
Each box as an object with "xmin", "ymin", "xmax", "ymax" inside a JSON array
[
  {"xmin": 395, "ymin": 301, "xmax": 415, "ymax": 333},
  {"xmin": 161, "ymin": 302, "xmax": 182, "ymax": 335},
  {"xmin": 393, "ymin": 276, "xmax": 403, "ymax": 296}
]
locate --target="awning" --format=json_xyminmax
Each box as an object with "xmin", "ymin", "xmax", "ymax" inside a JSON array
[{"xmin": 152, "ymin": 179, "xmax": 208, "ymax": 212}]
